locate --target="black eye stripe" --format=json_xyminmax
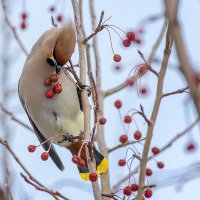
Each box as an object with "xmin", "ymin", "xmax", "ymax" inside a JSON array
[{"xmin": 46, "ymin": 58, "xmax": 55, "ymax": 67}]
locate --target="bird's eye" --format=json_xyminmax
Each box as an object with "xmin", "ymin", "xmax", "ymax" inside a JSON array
[{"xmin": 46, "ymin": 58, "xmax": 55, "ymax": 67}]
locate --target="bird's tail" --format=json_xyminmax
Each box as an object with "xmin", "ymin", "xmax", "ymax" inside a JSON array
[
  {"xmin": 69, "ymin": 141, "xmax": 109, "ymax": 181},
  {"xmin": 79, "ymin": 146, "xmax": 109, "ymax": 181}
]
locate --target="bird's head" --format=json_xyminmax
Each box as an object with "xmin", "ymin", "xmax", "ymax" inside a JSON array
[{"xmin": 46, "ymin": 20, "xmax": 76, "ymax": 74}]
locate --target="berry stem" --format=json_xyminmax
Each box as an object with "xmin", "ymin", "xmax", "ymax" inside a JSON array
[{"xmin": 105, "ymin": 27, "xmax": 115, "ymax": 54}]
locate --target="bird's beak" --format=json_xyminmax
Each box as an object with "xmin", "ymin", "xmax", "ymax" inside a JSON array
[{"xmin": 56, "ymin": 63, "xmax": 62, "ymax": 74}]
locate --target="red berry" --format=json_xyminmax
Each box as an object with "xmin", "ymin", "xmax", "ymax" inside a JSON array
[
  {"xmin": 20, "ymin": 21, "xmax": 26, "ymax": 30},
  {"xmin": 157, "ymin": 161, "xmax": 164, "ymax": 169},
  {"xmin": 21, "ymin": 12, "xmax": 27, "ymax": 20},
  {"xmin": 126, "ymin": 32, "xmax": 135, "ymax": 41},
  {"xmin": 99, "ymin": 117, "xmax": 106, "ymax": 125},
  {"xmin": 57, "ymin": 15, "xmax": 63, "ymax": 22},
  {"xmin": 28, "ymin": 145, "xmax": 36, "ymax": 153},
  {"xmin": 113, "ymin": 54, "xmax": 121, "ymax": 62},
  {"xmin": 49, "ymin": 6, "xmax": 55, "ymax": 12},
  {"xmin": 140, "ymin": 87, "xmax": 148, "ymax": 95},
  {"xmin": 123, "ymin": 39, "xmax": 131, "ymax": 47},
  {"xmin": 114, "ymin": 65, "xmax": 122, "ymax": 71},
  {"xmin": 151, "ymin": 147, "xmax": 160, "ymax": 155},
  {"xmin": 124, "ymin": 115, "xmax": 132, "ymax": 124},
  {"xmin": 50, "ymin": 74, "xmax": 58, "ymax": 82},
  {"xmin": 144, "ymin": 189, "xmax": 153, "ymax": 198},
  {"xmin": 186, "ymin": 143, "xmax": 196, "ymax": 152},
  {"xmin": 131, "ymin": 183, "xmax": 138, "ymax": 191},
  {"xmin": 53, "ymin": 83, "xmax": 62, "ymax": 94},
  {"xmin": 72, "ymin": 155, "xmax": 80, "ymax": 164},
  {"xmin": 45, "ymin": 89, "xmax": 54, "ymax": 98},
  {"xmin": 146, "ymin": 168, "xmax": 153, "ymax": 176},
  {"xmin": 118, "ymin": 159, "xmax": 126, "ymax": 166},
  {"xmin": 119, "ymin": 135, "xmax": 128, "ymax": 144},
  {"xmin": 114, "ymin": 100, "xmax": 122, "ymax": 109},
  {"xmin": 123, "ymin": 186, "xmax": 132, "ymax": 196},
  {"xmin": 134, "ymin": 130, "xmax": 142, "ymax": 140},
  {"xmin": 77, "ymin": 159, "xmax": 86, "ymax": 168},
  {"xmin": 44, "ymin": 78, "xmax": 52, "ymax": 86},
  {"xmin": 89, "ymin": 172, "xmax": 98, "ymax": 182},
  {"xmin": 41, "ymin": 152, "xmax": 49, "ymax": 161}
]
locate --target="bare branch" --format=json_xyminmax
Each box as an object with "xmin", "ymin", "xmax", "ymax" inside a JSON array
[
  {"xmin": 148, "ymin": 21, "xmax": 168, "ymax": 63},
  {"xmin": 83, "ymin": 11, "xmax": 105, "ymax": 44},
  {"xmin": 71, "ymin": 1, "xmax": 102, "ymax": 199},
  {"xmin": 1, "ymin": 0, "xmax": 28, "ymax": 55},
  {"xmin": 104, "ymin": 75, "xmax": 137, "ymax": 97},
  {"xmin": 108, "ymin": 138, "xmax": 146, "ymax": 153},
  {"xmin": 20, "ymin": 173, "xmax": 69, "ymax": 200},
  {"xmin": 136, "ymin": 27, "xmax": 173, "ymax": 200},
  {"xmin": 164, "ymin": 0, "xmax": 200, "ymax": 119},
  {"xmin": 162, "ymin": 86, "xmax": 189, "ymax": 98}
]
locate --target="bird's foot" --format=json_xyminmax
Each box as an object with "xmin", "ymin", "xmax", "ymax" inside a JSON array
[
  {"xmin": 77, "ymin": 83, "xmax": 91, "ymax": 97},
  {"xmin": 57, "ymin": 134, "xmax": 82, "ymax": 144}
]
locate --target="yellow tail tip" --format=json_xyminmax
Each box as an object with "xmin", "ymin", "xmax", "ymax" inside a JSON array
[
  {"xmin": 97, "ymin": 157, "xmax": 109, "ymax": 173},
  {"xmin": 79, "ymin": 158, "xmax": 109, "ymax": 181}
]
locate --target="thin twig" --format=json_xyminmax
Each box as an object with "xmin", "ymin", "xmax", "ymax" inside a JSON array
[
  {"xmin": 1, "ymin": 0, "xmax": 28, "ymax": 55},
  {"xmin": 89, "ymin": 72, "xmax": 99, "ymax": 144},
  {"xmin": 88, "ymin": 1, "xmax": 111, "ymax": 196},
  {"xmin": 136, "ymin": 26, "xmax": 173, "ymax": 200},
  {"xmin": 138, "ymin": 105, "xmax": 151, "ymax": 126},
  {"xmin": 83, "ymin": 11, "xmax": 105, "ymax": 44},
  {"xmin": 162, "ymin": 86, "xmax": 189, "ymax": 98},
  {"xmin": 164, "ymin": 0, "xmax": 200, "ymax": 119},
  {"xmin": 71, "ymin": 1, "xmax": 101, "ymax": 199},
  {"xmin": 0, "ymin": 102, "xmax": 33, "ymax": 132},
  {"xmin": 108, "ymin": 138, "xmax": 146, "ymax": 153},
  {"xmin": 148, "ymin": 21, "xmax": 168, "ymax": 63},
  {"xmin": 20, "ymin": 173, "xmax": 68, "ymax": 200}
]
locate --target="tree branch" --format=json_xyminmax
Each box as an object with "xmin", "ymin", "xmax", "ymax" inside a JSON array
[
  {"xmin": 20, "ymin": 173, "xmax": 68, "ymax": 200},
  {"xmin": 161, "ymin": 86, "xmax": 189, "ymax": 98},
  {"xmin": 1, "ymin": 0, "xmax": 28, "ymax": 55},
  {"xmin": 136, "ymin": 27, "xmax": 173, "ymax": 200},
  {"xmin": 108, "ymin": 138, "xmax": 146, "ymax": 153},
  {"xmin": 164, "ymin": 0, "xmax": 200, "ymax": 119},
  {"xmin": 71, "ymin": 1, "xmax": 102, "ymax": 199}
]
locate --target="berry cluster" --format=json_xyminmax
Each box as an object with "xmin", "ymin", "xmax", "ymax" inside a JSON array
[
  {"xmin": 72, "ymin": 155, "xmax": 86, "ymax": 168},
  {"xmin": 49, "ymin": 4, "xmax": 63, "ymax": 23},
  {"xmin": 28, "ymin": 144, "xmax": 49, "ymax": 161},
  {"xmin": 44, "ymin": 74, "xmax": 62, "ymax": 99},
  {"xmin": 123, "ymin": 183, "xmax": 153, "ymax": 199},
  {"xmin": 72, "ymin": 155, "xmax": 98, "ymax": 182},
  {"xmin": 20, "ymin": 11, "xmax": 28, "ymax": 30}
]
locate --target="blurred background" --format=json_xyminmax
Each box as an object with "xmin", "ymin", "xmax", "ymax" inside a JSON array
[{"xmin": 0, "ymin": 0, "xmax": 200, "ymax": 199}]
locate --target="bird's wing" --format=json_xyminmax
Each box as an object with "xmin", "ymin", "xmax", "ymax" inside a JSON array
[{"xmin": 18, "ymin": 81, "xmax": 65, "ymax": 171}]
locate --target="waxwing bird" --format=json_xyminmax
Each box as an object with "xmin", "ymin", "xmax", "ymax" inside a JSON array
[{"xmin": 18, "ymin": 21, "xmax": 108, "ymax": 180}]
